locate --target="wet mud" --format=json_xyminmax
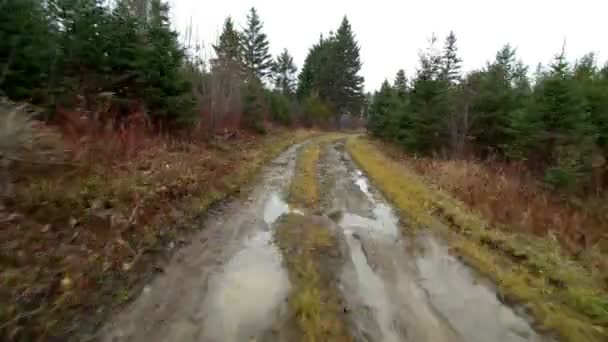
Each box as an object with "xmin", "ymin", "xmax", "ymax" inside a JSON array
[
  {"xmin": 99, "ymin": 138, "xmax": 550, "ymax": 342},
  {"xmin": 319, "ymin": 141, "xmax": 549, "ymax": 342},
  {"xmin": 99, "ymin": 142, "xmax": 306, "ymax": 342}
]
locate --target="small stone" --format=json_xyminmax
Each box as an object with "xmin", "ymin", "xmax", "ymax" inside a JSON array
[
  {"xmin": 41, "ymin": 224, "xmax": 51, "ymax": 233},
  {"xmin": 142, "ymin": 286, "xmax": 152, "ymax": 295},
  {"xmin": 69, "ymin": 217, "xmax": 79, "ymax": 228},
  {"xmin": 61, "ymin": 277, "xmax": 73, "ymax": 290}
]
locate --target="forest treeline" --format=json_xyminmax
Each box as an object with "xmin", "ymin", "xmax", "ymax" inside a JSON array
[
  {"xmin": 0, "ymin": 0, "xmax": 365, "ymax": 133},
  {"xmin": 368, "ymin": 33, "xmax": 608, "ymax": 192}
]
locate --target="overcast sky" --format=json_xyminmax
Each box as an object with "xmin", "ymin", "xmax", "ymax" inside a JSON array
[{"xmin": 170, "ymin": 0, "xmax": 607, "ymax": 91}]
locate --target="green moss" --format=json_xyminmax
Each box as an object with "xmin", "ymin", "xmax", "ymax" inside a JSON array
[{"xmin": 346, "ymin": 136, "xmax": 608, "ymax": 342}]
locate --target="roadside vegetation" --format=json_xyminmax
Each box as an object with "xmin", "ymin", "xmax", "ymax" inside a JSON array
[{"xmin": 347, "ymin": 136, "xmax": 608, "ymax": 342}]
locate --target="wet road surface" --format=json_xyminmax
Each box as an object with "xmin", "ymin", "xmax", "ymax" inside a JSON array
[{"xmin": 100, "ymin": 138, "xmax": 549, "ymax": 342}]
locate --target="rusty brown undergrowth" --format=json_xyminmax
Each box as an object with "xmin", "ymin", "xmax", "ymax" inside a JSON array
[
  {"xmin": 0, "ymin": 125, "xmax": 315, "ymax": 341},
  {"xmin": 374, "ymin": 140, "xmax": 608, "ymax": 269}
]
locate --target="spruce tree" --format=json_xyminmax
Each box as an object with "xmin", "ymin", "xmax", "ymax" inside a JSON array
[
  {"xmin": 0, "ymin": 0, "xmax": 56, "ymax": 102},
  {"xmin": 335, "ymin": 16, "xmax": 365, "ymax": 115},
  {"xmin": 394, "ymin": 69, "xmax": 408, "ymax": 98},
  {"xmin": 213, "ymin": 17, "xmax": 241, "ymax": 68},
  {"xmin": 241, "ymin": 7, "xmax": 272, "ymax": 80},
  {"xmin": 440, "ymin": 31, "xmax": 462, "ymax": 84},
  {"xmin": 272, "ymin": 49, "xmax": 297, "ymax": 96},
  {"xmin": 140, "ymin": 0, "xmax": 194, "ymax": 125}
]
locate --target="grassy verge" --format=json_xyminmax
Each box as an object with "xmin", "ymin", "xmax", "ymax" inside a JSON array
[
  {"xmin": 275, "ymin": 139, "xmax": 351, "ymax": 342},
  {"xmin": 346, "ymin": 135, "xmax": 608, "ymax": 342},
  {"xmin": 0, "ymin": 129, "xmax": 316, "ymax": 341}
]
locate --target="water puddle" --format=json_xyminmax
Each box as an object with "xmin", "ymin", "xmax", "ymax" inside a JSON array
[
  {"xmin": 323, "ymin": 142, "xmax": 546, "ymax": 342},
  {"xmin": 414, "ymin": 234, "xmax": 546, "ymax": 342},
  {"xmin": 201, "ymin": 192, "xmax": 299, "ymax": 341},
  {"xmin": 342, "ymin": 232, "xmax": 403, "ymax": 342},
  {"xmin": 263, "ymin": 192, "xmax": 291, "ymax": 224}
]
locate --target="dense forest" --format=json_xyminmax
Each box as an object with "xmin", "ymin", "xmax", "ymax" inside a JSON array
[
  {"xmin": 367, "ymin": 33, "xmax": 608, "ymax": 193},
  {"xmin": 0, "ymin": 0, "xmax": 364, "ymax": 134}
]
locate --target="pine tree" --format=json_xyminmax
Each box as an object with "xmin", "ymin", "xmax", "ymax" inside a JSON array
[
  {"xmin": 213, "ymin": 17, "xmax": 241, "ymax": 68},
  {"xmin": 139, "ymin": 0, "xmax": 194, "ymax": 125},
  {"xmin": 440, "ymin": 31, "xmax": 462, "ymax": 84},
  {"xmin": 334, "ymin": 16, "xmax": 365, "ymax": 115},
  {"xmin": 0, "ymin": 0, "xmax": 56, "ymax": 102},
  {"xmin": 272, "ymin": 49, "xmax": 297, "ymax": 96},
  {"xmin": 241, "ymin": 7, "xmax": 272, "ymax": 80},
  {"xmin": 394, "ymin": 69, "xmax": 408, "ymax": 98},
  {"xmin": 297, "ymin": 34, "xmax": 340, "ymax": 105}
]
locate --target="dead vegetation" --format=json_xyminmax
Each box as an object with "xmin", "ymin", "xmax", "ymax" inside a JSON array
[
  {"xmin": 0, "ymin": 115, "xmax": 315, "ymax": 341},
  {"xmin": 346, "ymin": 135, "xmax": 608, "ymax": 342},
  {"xmin": 374, "ymin": 140, "xmax": 608, "ymax": 274}
]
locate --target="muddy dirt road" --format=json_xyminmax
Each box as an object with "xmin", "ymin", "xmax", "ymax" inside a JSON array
[{"xmin": 99, "ymin": 138, "xmax": 550, "ymax": 342}]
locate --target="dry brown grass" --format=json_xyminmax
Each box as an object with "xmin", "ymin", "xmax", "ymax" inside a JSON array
[
  {"xmin": 376, "ymin": 141, "xmax": 608, "ymax": 264},
  {"xmin": 0, "ymin": 126, "xmax": 316, "ymax": 341}
]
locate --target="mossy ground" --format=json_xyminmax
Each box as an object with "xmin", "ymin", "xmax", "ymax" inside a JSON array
[
  {"xmin": 346, "ymin": 135, "xmax": 608, "ymax": 342},
  {"xmin": 0, "ymin": 129, "xmax": 316, "ymax": 341}
]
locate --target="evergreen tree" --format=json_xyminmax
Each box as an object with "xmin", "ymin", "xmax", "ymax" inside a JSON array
[
  {"xmin": 407, "ymin": 36, "xmax": 447, "ymax": 152},
  {"xmin": 297, "ymin": 34, "xmax": 339, "ymax": 106},
  {"xmin": 297, "ymin": 17, "xmax": 365, "ymax": 123},
  {"xmin": 139, "ymin": 0, "xmax": 194, "ymax": 125},
  {"xmin": 334, "ymin": 16, "xmax": 365, "ymax": 115},
  {"xmin": 241, "ymin": 7, "xmax": 272, "ymax": 80},
  {"xmin": 213, "ymin": 17, "xmax": 241, "ymax": 68},
  {"xmin": 242, "ymin": 74, "xmax": 267, "ymax": 132},
  {"xmin": 440, "ymin": 31, "xmax": 462, "ymax": 84},
  {"xmin": 394, "ymin": 69, "xmax": 408, "ymax": 98},
  {"xmin": 0, "ymin": 0, "xmax": 56, "ymax": 102},
  {"xmin": 272, "ymin": 49, "xmax": 297, "ymax": 95}
]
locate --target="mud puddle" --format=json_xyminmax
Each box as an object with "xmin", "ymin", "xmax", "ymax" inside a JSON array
[
  {"xmin": 99, "ymin": 143, "xmax": 306, "ymax": 342},
  {"xmin": 321, "ymin": 141, "xmax": 549, "ymax": 342}
]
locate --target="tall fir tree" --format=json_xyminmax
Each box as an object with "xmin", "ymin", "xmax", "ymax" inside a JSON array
[
  {"xmin": 140, "ymin": 0, "xmax": 194, "ymax": 125},
  {"xmin": 272, "ymin": 49, "xmax": 297, "ymax": 95},
  {"xmin": 0, "ymin": 0, "xmax": 56, "ymax": 102},
  {"xmin": 334, "ymin": 16, "xmax": 365, "ymax": 115},
  {"xmin": 213, "ymin": 17, "xmax": 241, "ymax": 68},
  {"xmin": 394, "ymin": 69, "xmax": 408, "ymax": 98},
  {"xmin": 241, "ymin": 7, "xmax": 272, "ymax": 80},
  {"xmin": 440, "ymin": 31, "xmax": 462, "ymax": 84}
]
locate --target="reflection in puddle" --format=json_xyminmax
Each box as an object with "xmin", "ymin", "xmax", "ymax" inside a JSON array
[
  {"xmin": 263, "ymin": 192, "xmax": 290, "ymax": 224},
  {"xmin": 344, "ymin": 233, "xmax": 401, "ymax": 342},
  {"xmin": 201, "ymin": 193, "xmax": 292, "ymax": 341},
  {"xmin": 414, "ymin": 235, "xmax": 544, "ymax": 342},
  {"xmin": 340, "ymin": 209, "xmax": 398, "ymax": 237}
]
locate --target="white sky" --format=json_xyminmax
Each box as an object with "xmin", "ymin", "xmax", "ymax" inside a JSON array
[{"xmin": 170, "ymin": 0, "xmax": 607, "ymax": 91}]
